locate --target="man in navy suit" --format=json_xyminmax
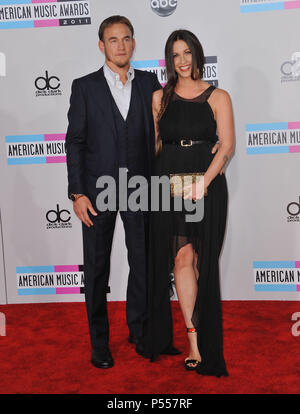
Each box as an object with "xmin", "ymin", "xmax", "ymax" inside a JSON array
[{"xmin": 66, "ymin": 16, "xmax": 162, "ymax": 368}]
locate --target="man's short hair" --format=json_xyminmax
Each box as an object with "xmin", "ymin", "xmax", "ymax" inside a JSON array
[{"xmin": 98, "ymin": 15, "xmax": 134, "ymax": 41}]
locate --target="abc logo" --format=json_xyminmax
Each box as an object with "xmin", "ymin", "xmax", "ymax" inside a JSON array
[
  {"xmin": 150, "ymin": 0, "xmax": 177, "ymax": 17},
  {"xmin": 35, "ymin": 70, "xmax": 60, "ymax": 91}
]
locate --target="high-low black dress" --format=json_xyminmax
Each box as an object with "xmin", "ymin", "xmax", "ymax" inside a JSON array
[{"xmin": 143, "ymin": 85, "xmax": 229, "ymax": 377}]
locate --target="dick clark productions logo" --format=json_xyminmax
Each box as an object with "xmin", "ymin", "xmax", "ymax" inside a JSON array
[
  {"xmin": 46, "ymin": 204, "xmax": 72, "ymax": 229},
  {"xmin": 35, "ymin": 70, "xmax": 62, "ymax": 97},
  {"xmin": 281, "ymin": 52, "xmax": 300, "ymax": 83},
  {"xmin": 287, "ymin": 197, "xmax": 300, "ymax": 223},
  {"xmin": 150, "ymin": 0, "xmax": 177, "ymax": 16}
]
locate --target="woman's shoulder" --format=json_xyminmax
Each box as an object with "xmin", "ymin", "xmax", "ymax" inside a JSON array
[
  {"xmin": 210, "ymin": 87, "xmax": 232, "ymax": 106},
  {"xmin": 211, "ymin": 86, "xmax": 231, "ymax": 99}
]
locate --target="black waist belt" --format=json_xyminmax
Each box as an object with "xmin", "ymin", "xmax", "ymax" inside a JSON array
[{"xmin": 164, "ymin": 139, "xmax": 214, "ymax": 147}]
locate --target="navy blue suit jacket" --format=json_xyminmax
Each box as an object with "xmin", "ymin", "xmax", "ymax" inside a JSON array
[{"xmin": 66, "ymin": 66, "xmax": 161, "ymax": 204}]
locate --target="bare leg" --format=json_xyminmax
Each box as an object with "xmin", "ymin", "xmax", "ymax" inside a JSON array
[
  {"xmin": 173, "ymin": 243, "xmax": 201, "ymax": 368},
  {"xmin": 193, "ymin": 251, "xmax": 199, "ymax": 281}
]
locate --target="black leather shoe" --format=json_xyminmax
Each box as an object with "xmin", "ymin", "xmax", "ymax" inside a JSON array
[{"xmin": 91, "ymin": 347, "xmax": 114, "ymax": 369}]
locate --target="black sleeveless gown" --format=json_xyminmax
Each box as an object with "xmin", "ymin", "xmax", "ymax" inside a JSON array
[{"xmin": 143, "ymin": 85, "xmax": 229, "ymax": 377}]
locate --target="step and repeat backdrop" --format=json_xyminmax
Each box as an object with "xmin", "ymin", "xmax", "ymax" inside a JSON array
[
  {"xmin": 0, "ymin": 213, "xmax": 5, "ymax": 304},
  {"xmin": 0, "ymin": 0, "xmax": 299, "ymax": 304}
]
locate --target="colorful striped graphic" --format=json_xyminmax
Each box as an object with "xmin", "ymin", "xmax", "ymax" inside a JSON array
[
  {"xmin": 131, "ymin": 59, "xmax": 166, "ymax": 69},
  {"xmin": 0, "ymin": 0, "xmax": 91, "ymax": 29},
  {"xmin": 131, "ymin": 56, "xmax": 218, "ymax": 87},
  {"xmin": 17, "ymin": 264, "xmax": 84, "ymax": 295},
  {"xmin": 246, "ymin": 122, "xmax": 300, "ymax": 154},
  {"xmin": 254, "ymin": 261, "xmax": 300, "ymax": 292},
  {"xmin": 131, "ymin": 59, "xmax": 167, "ymax": 86},
  {"xmin": 241, "ymin": 1, "xmax": 300, "ymax": 13},
  {"xmin": 6, "ymin": 133, "xmax": 66, "ymax": 164}
]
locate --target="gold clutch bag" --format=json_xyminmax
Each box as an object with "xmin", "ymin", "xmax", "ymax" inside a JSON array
[{"xmin": 169, "ymin": 172, "xmax": 208, "ymax": 198}]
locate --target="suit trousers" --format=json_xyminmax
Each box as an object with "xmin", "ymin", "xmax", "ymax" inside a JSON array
[{"xmin": 82, "ymin": 208, "xmax": 148, "ymax": 351}]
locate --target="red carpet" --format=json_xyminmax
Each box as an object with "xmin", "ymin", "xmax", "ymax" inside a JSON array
[{"xmin": 0, "ymin": 301, "xmax": 299, "ymax": 394}]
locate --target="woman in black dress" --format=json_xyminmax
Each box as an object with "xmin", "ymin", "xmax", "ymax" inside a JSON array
[{"xmin": 142, "ymin": 30, "xmax": 234, "ymax": 377}]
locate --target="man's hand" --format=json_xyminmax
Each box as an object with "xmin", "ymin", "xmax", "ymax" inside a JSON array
[
  {"xmin": 211, "ymin": 142, "xmax": 225, "ymax": 175},
  {"xmin": 73, "ymin": 196, "xmax": 98, "ymax": 227}
]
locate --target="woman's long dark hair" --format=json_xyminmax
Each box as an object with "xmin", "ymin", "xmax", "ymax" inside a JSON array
[{"xmin": 156, "ymin": 30, "xmax": 205, "ymax": 154}]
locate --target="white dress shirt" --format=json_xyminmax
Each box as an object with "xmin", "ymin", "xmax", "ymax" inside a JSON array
[{"xmin": 103, "ymin": 63, "xmax": 135, "ymax": 121}]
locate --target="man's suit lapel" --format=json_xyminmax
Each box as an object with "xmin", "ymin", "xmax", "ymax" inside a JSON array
[
  {"xmin": 92, "ymin": 67, "xmax": 152, "ymax": 154},
  {"xmin": 134, "ymin": 70, "xmax": 154, "ymax": 176},
  {"xmin": 93, "ymin": 67, "xmax": 118, "ymax": 142},
  {"xmin": 134, "ymin": 71, "xmax": 150, "ymax": 139}
]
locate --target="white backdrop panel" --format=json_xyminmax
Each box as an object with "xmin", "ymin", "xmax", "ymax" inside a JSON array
[{"xmin": 0, "ymin": 0, "xmax": 299, "ymax": 303}]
